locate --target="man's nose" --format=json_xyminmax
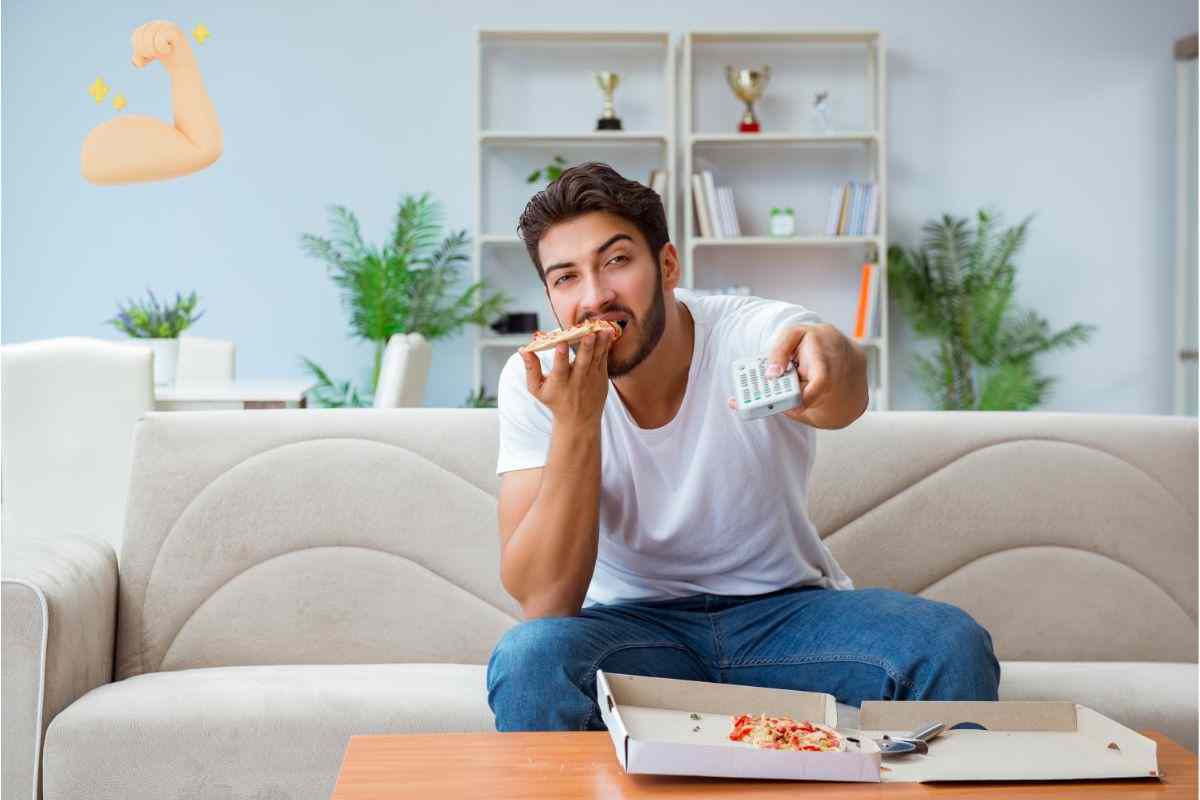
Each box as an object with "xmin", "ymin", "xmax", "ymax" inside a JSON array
[{"xmin": 579, "ymin": 274, "xmax": 615, "ymax": 316}]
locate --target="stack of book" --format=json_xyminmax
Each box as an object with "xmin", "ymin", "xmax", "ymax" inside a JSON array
[
  {"xmin": 825, "ymin": 182, "xmax": 879, "ymax": 237},
  {"xmin": 691, "ymin": 171, "xmax": 742, "ymax": 239},
  {"xmin": 853, "ymin": 262, "xmax": 882, "ymax": 339},
  {"xmin": 647, "ymin": 169, "xmax": 668, "ymax": 204}
]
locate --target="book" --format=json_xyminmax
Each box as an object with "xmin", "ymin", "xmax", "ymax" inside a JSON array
[
  {"xmin": 718, "ymin": 186, "xmax": 741, "ymax": 237},
  {"xmin": 864, "ymin": 262, "xmax": 880, "ymax": 337},
  {"xmin": 857, "ymin": 183, "xmax": 870, "ymax": 235},
  {"xmin": 825, "ymin": 184, "xmax": 844, "ymax": 236},
  {"xmin": 858, "ymin": 183, "xmax": 875, "ymax": 236},
  {"xmin": 848, "ymin": 182, "xmax": 861, "ymax": 236},
  {"xmin": 692, "ymin": 174, "xmax": 713, "ymax": 238},
  {"xmin": 836, "ymin": 183, "xmax": 852, "ymax": 235},
  {"xmin": 853, "ymin": 263, "xmax": 881, "ymax": 339},
  {"xmin": 711, "ymin": 182, "xmax": 730, "ymax": 237},
  {"xmin": 647, "ymin": 169, "xmax": 663, "ymax": 202},
  {"xmin": 702, "ymin": 171, "xmax": 722, "ymax": 239},
  {"xmin": 865, "ymin": 184, "xmax": 879, "ymax": 236},
  {"xmin": 853, "ymin": 263, "xmax": 873, "ymax": 339},
  {"xmin": 652, "ymin": 169, "xmax": 668, "ymax": 200}
]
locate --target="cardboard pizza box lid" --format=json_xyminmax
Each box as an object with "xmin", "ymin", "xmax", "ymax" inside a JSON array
[
  {"xmin": 858, "ymin": 700, "xmax": 1161, "ymax": 782},
  {"xmin": 597, "ymin": 671, "xmax": 882, "ymax": 782}
]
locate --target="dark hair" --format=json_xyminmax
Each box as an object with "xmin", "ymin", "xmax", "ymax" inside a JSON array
[{"xmin": 517, "ymin": 161, "xmax": 669, "ymax": 283}]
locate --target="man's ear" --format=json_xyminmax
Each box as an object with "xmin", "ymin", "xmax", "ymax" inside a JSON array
[{"xmin": 660, "ymin": 243, "xmax": 681, "ymax": 290}]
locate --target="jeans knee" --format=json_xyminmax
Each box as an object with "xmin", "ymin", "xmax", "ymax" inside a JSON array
[
  {"xmin": 925, "ymin": 605, "xmax": 1001, "ymax": 697},
  {"xmin": 487, "ymin": 617, "xmax": 577, "ymax": 692}
]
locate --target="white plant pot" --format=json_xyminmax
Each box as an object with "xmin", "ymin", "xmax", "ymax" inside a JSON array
[{"xmin": 145, "ymin": 338, "xmax": 179, "ymax": 385}]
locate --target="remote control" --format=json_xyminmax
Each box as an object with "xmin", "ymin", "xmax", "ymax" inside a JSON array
[{"xmin": 731, "ymin": 354, "xmax": 803, "ymax": 420}]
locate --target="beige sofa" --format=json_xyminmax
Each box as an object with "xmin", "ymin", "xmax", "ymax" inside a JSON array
[{"xmin": 3, "ymin": 409, "xmax": 1196, "ymax": 799}]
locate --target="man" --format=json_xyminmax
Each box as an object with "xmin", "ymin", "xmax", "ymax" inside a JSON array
[{"xmin": 487, "ymin": 162, "xmax": 1000, "ymax": 731}]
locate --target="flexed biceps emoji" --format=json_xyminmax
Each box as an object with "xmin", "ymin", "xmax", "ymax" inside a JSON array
[{"xmin": 81, "ymin": 20, "xmax": 223, "ymax": 185}]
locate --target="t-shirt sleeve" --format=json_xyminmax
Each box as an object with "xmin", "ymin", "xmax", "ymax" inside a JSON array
[
  {"xmin": 495, "ymin": 351, "xmax": 554, "ymax": 475},
  {"xmin": 724, "ymin": 294, "xmax": 825, "ymax": 355}
]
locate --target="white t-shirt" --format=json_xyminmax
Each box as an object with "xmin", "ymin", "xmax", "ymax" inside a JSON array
[{"xmin": 496, "ymin": 289, "xmax": 855, "ymax": 607}]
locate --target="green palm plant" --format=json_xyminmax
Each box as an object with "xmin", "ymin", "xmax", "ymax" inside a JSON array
[
  {"xmin": 299, "ymin": 193, "xmax": 508, "ymax": 407},
  {"xmin": 887, "ymin": 209, "xmax": 1095, "ymax": 411}
]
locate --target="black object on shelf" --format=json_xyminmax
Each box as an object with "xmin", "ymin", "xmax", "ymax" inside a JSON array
[{"xmin": 490, "ymin": 312, "xmax": 539, "ymax": 334}]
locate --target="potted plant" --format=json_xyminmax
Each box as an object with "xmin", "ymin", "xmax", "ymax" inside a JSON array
[
  {"xmin": 299, "ymin": 193, "xmax": 508, "ymax": 407},
  {"xmin": 106, "ymin": 289, "xmax": 204, "ymax": 385},
  {"xmin": 527, "ymin": 155, "xmax": 568, "ymax": 185},
  {"xmin": 463, "ymin": 385, "xmax": 497, "ymax": 408},
  {"xmin": 888, "ymin": 209, "xmax": 1095, "ymax": 410}
]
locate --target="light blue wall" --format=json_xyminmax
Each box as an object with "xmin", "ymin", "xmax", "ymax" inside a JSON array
[{"xmin": 3, "ymin": 0, "xmax": 1195, "ymax": 410}]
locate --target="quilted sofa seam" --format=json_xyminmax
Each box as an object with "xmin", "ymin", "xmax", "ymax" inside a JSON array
[
  {"xmin": 138, "ymin": 437, "xmax": 499, "ymax": 675},
  {"xmin": 157, "ymin": 544, "xmax": 520, "ymax": 668}
]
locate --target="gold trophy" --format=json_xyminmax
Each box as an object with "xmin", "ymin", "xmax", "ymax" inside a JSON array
[
  {"xmin": 594, "ymin": 71, "xmax": 623, "ymax": 131},
  {"xmin": 725, "ymin": 66, "xmax": 771, "ymax": 133}
]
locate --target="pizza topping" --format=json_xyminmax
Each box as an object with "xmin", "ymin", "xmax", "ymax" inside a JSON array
[{"xmin": 728, "ymin": 713, "xmax": 845, "ymax": 752}]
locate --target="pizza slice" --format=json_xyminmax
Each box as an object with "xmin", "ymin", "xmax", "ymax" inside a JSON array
[
  {"xmin": 519, "ymin": 318, "xmax": 623, "ymax": 354},
  {"xmin": 728, "ymin": 713, "xmax": 845, "ymax": 752}
]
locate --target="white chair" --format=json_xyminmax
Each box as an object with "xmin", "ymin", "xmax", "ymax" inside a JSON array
[
  {"xmin": 373, "ymin": 333, "xmax": 431, "ymax": 408},
  {"xmin": 175, "ymin": 336, "xmax": 235, "ymax": 382},
  {"xmin": 1, "ymin": 337, "xmax": 154, "ymax": 552}
]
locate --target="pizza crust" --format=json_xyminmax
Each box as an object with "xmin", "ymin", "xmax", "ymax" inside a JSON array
[{"xmin": 519, "ymin": 319, "xmax": 622, "ymax": 353}]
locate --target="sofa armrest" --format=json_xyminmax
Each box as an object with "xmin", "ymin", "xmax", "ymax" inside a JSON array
[{"xmin": 2, "ymin": 535, "xmax": 117, "ymax": 800}]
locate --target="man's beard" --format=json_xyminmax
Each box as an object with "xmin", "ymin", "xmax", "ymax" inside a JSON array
[
  {"xmin": 567, "ymin": 268, "xmax": 668, "ymax": 378},
  {"xmin": 606, "ymin": 268, "xmax": 666, "ymax": 378}
]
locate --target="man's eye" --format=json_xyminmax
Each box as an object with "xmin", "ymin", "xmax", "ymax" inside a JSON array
[
  {"xmin": 553, "ymin": 274, "xmax": 575, "ymax": 287},
  {"xmin": 608, "ymin": 255, "xmax": 628, "ymax": 266}
]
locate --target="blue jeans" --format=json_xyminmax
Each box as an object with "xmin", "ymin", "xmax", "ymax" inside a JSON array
[{"xmin": 487, "ymin": 586, "xmax": 1001, "ymax": 731}]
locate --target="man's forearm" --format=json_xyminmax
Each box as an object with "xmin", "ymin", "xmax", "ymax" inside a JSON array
[{"xmin": 500, "ymin": 422, "xmax": 602, "ymax": 618}]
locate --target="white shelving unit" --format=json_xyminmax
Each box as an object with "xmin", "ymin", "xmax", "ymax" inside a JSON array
[
  {"xmin": 473, "ymin": 29, "xmax": 676, "ymax": 398},
  {"xmin": 682, "ymin": 30, "xmax": 889, "ymax": 409}
]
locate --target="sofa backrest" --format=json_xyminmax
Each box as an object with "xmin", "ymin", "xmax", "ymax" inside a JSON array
[
  {"xmin": 809, "ymin": 411, "xmax": 1197, "ymax": 663},
  {"xmin": 116, "ymin": 409, "xmax": 517, "ymax": 681},
  {"xmin": 115, "ymin": 409, "xmax": 1197, "ymax": 680}
]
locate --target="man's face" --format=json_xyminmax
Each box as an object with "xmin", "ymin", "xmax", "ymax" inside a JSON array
[{"xmin": 538, "ymin": 211, "xmax": 670, "ymax": 377}]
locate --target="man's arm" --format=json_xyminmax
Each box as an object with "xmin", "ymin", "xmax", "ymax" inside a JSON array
[
  {"xmin": 496, "ymin": 331, "xmax": 614, "ymax": 618},
  {"xmin": 766, "ymin": 323, "xmax": 870, "ymax": 429},
  {"xmin": 498, "ymin": 421, "xmax": 602, "ymax": 618}
]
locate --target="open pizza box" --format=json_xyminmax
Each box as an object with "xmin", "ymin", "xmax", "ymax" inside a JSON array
[
  {"xmin": 596, "ymin": 671, "xmax": 1161, "ymax": 784},
  {"xmin": 597, "ymin": 671, "xmax": 882, "ymax": 782},
  {"xmin": 859, "ymin": 698, "xmax": 1161, "ymax": 782}
]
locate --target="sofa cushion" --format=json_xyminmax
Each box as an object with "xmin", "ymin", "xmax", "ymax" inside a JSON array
[
  {"xmin": 43, "ymin": 664, "xmax": 494, "ymax": 800},
  {"xmin": 43, "ymin": 660, "xmax": 1198, "ymax": 800},
  {"xmin": 999, "ymin": 661, "xmax": 1198, "ymax": 752}
]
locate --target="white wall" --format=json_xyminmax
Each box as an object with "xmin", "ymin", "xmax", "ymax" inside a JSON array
[{"xmin": 2, "ymin": 0, "xmax": 1194, "ymax": 411}]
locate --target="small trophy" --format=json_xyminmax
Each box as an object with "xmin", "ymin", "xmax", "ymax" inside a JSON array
[
  {"xmin": 814, "ymin": 90, "xmax": 833, "ymax": 133},
  {"xmin": 594, "ymin": 71, "xmax": 623, "ymax": 131},
  {"xmin": 725, "ymin": 66, "xmax": 771, "ymax": 133}
]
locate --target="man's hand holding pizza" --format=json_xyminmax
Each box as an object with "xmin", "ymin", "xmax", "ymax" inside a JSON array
[{"xmin": 521, "ymin": 329, "xmax": 615, "ymax": 428}]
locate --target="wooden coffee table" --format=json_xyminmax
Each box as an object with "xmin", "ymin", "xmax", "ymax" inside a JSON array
[{"xmin": 331, "ymin": 730, "xmax": 1196, "ymax": 799}]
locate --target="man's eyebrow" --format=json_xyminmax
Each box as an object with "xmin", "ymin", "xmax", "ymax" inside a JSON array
[{"xmin": 543, "ymin": 234, "xmax": 634, "ymax": 275}]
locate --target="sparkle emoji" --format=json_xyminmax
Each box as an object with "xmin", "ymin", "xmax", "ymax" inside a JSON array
[
  {"xmin": 89, "ymin": 77, "xmax": 109, "ymax": 104},
  {"xmin": 192, "ymin": 24, "xmax": 210, "ymax": 44},
  {"xmin": 112, "ymin": 94, "xmax": 127, "ymax": 112}
]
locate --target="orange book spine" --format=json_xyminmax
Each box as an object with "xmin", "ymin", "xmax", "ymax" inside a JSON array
[{"xmin": 853, "ymin": 263, "xmax": 872, "ymax": 339}]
